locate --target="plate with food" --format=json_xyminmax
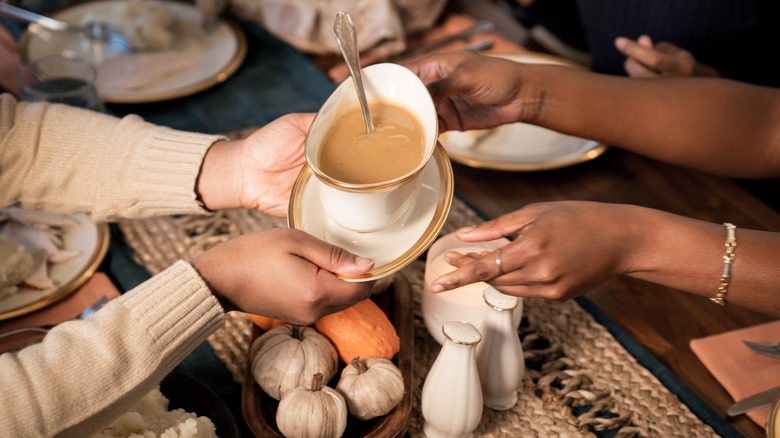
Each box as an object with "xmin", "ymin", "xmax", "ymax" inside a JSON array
[
  {"xmin": 0, "ymin": 208, "xmax": 110, "ymax": 321},
  {"xmin": 19, "ymin": 0, "xmax": 247, "ymax": 103},
  {"xmin": 437, "ymin": 52, "xmax": 609, "ymax": 171},
  {"xmin": 90, "ymin": 370, "xmax": 240, "ymax": 438},
  {"xmin": 241, "ymin": 272, "xmax": 414, "ymax": 437}
]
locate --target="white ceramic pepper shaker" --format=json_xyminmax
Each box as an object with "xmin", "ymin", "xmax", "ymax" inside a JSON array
[
  {"xmin": 476, "ymin": 286, "xmax": 525, "ymax": 410},
  {"xmin": 421, "ymin": 321, "xmax": 483, "ymax": 438}
]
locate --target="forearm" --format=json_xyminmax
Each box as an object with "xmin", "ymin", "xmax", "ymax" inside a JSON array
[
  {"xmin": 620, "ymin": 206, "xmax": 780, "ymax": 315},
  {"xmin": 0, "ymin": 94, "xmax": 224, "ymax": 220},
  {"xmin": 0, "ymin": 261, "xmax": 224, "ymax": 437},
  {"xmin": 520, "ymin": 66, "xmax": 780, "ymax": 178}
]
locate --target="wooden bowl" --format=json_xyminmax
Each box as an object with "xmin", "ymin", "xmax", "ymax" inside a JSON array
[{"xmin": 241, "ymin": 272, "xmax": 414, "ymax": 437}]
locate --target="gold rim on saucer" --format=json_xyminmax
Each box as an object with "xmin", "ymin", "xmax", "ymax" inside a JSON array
[
  {"xmin": 288, "ymin": 144, "xmax": 453, "ymax": 282},
  {"xmin": 0, "ymin": 220, "xmax": 110, "ymax": 321},
  {"xmin": 768, "ymin": 392, "xmax": 780, "ymax": 437}
]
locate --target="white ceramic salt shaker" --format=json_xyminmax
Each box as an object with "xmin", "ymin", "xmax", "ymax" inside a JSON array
[
  {"xmin": 421, "ymin": 321, "xmax": 483, "ymax": 438},
  {"xmin": 476, "ymin": 286, "xmax": 524, "ymax": 410}
]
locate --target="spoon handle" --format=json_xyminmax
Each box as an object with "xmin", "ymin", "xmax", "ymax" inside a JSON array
[{"xmin": 333, "ymin": 11, "xmax": 374, "ymax": 134}]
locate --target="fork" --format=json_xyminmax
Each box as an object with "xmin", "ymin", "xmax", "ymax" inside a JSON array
[
  {"xmin": 0, "ymin": 295, "xmax": 110, "ymax": 340},
  {"xmin": 742, "ymin": 340, "xmax": 780, "ymax": 359},
  {"xmin": 0, "ymin": 3, "xmax": 133, "ymax": 54}
]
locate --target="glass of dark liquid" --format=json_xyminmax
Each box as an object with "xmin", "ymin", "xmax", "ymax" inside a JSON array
[{"xmin": 17, "ymin": 55, "xmax": 104, "ymax": 112}]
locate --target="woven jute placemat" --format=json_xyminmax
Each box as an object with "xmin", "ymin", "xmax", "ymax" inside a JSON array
[{"xmin": 116, "ymin": 130, "xmax": 719, "ymax": 438}]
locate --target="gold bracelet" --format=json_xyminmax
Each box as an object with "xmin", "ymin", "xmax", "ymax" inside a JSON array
[{"xmin": 710, "ymin": 223, "xmax": 737, "ymax": 305}]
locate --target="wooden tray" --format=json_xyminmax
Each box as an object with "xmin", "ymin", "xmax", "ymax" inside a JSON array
[{"xmin": 241, "ymin": 272, "xmax": 414, "ymax": 437}]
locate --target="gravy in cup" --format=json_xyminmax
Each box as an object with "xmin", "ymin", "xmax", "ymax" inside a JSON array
[
  {"xmin": 318, "ymin": 102, "xmax": 425, "ymax": 184},
  {"xmin": 304, "ymin": 63, "xmax": 438, "ymax": 233}
]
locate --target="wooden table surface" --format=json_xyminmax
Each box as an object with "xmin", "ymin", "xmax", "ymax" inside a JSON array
[{"xmin": 450, "ymin": 147, "xmax": 777, "ymax": 438}]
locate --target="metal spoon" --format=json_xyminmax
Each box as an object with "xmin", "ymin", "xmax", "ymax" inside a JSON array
[{"xmin": 332, "ymin": 11, "xmax": 374, "ymax": 134}]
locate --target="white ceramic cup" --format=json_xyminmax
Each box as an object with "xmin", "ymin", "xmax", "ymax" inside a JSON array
[
  {"xmin": 423, "ymin": 231, "xmax": 522, "ymax": 345},
  {"xmin": 305, "ymin": 63, "xmax": 438, "ymax": 233}
]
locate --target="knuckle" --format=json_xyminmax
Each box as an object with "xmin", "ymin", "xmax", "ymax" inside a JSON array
[{"xmin": 471, "ymin": 259, "xmax": 497, "ymax": 281}]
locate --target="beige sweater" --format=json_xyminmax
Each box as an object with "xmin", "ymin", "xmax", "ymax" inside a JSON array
[{"xmin": 0, "ymin": 94, "xmax": 229, "ymax": 437}]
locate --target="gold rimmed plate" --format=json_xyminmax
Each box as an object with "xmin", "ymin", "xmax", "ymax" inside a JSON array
[
  {"xmin": 769, "ymin": 392, "xmax": 780, "ymax": 437},
  {"xmin": 288, "ymin": 144, "xmax": 453, "ymax": 282},
  {"xmin": 19, "ymin": 0, "xmax": 247, "ymax": 103},
  {"xmin": 438, "ymin": 52, "xmax": 608, "ymax": 171},
  {"xmin": 0, "ymin": 213, "xmax": 110, "ymax": 321}
]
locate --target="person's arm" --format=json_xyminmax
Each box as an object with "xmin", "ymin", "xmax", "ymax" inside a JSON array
[
  {"xmin": 429, "ymin": 201, "xmax": 780, "ymax": 317},
  {"xmin": 1, "ymin": 94, "xmax": 314, "ymax": 220},
  {"xmin": 0, "ymin": 227, "xmax": 374, "ymax": 437},
  {"xmin": 409, "ymin": 52, "xmax": 780, "ymax": 178},
  {"xmin": 0, "ymin": 261, "xmax": 221, "ymax": 437},
  {"xmin": 1, "ymin": 94, "xmax": 222, "ymax": 220}
]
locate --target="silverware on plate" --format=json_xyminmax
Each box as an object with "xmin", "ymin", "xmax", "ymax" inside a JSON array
[
  {"xmin": 0, "ymin": 2, "xmax": 132, "ymax": 53},
  {"xmin": 743, "ymin": 340, "xmax": 780, "ymax": 359},
  {"xmin": 728, "ymin": 385, "xmax": 780, "ymax": 416}
]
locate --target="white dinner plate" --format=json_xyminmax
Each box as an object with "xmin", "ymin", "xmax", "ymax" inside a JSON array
[
  {"xmin": 438, "ymin": 52, "xmax": 608, "ymax": 171},
  {"xmin": 288, "ymin": 145, "xmax": 454, "ymax": 282},
  {"xmin": 19, "ymin": 0, "xmax": 247, "ymax": 103},
  {"xmin": 0, "ymin": 213, "xmax": 110, "ymax": 321}
]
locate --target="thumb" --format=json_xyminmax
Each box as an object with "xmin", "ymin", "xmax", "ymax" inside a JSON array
[{"xmin": 294, "ymin": 233, "xmax": 375, "ymax": 276}]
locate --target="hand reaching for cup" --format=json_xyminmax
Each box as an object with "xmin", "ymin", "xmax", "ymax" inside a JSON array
[
  {"xmin": 428, "ymin": 201, "xmax": 737, "ymax": 305},
  {"xmin": 406, "ymin": 52, "xmax": 528, "ymax": 132},
  {"xmin": 614, "ymin": 35, "xmax": 720, "ymax": 79},
  {"xmin": 429, "ymin": 201, "xmax": 633, "ymax": 301},
  {"xmin": 196, "ymin": 113, "xmax": 315, "ymax": 217}
]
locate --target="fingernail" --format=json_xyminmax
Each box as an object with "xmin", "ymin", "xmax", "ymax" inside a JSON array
[
  {"xmin": 614, "ymin": 37, "xmax": 627, "ymax": 49},
  {"xmin": 431, "ymin": 283, "xmax": 445, "ymax": 293},
  {"xmin": 459, "ymin": 226, "xmax": 477, "ymax": 233},
  {"xmin": 355, "ymin": 257, "xmax": 374, "ymax": 267}
]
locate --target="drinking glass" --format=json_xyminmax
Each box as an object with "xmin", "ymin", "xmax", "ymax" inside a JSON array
[{"xmin": 17, "ymin": 55, "xmax": 104, "ymax": 111}]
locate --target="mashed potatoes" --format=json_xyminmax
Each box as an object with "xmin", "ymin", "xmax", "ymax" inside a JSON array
[{"xmin": 90, "ymin": 386, "xmax": 217, "ymax": 438}]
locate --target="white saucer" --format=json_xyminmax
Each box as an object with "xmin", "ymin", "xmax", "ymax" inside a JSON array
[{"xmin": 288, "ymin": 145, "xmax": 453, "ymax": 282}]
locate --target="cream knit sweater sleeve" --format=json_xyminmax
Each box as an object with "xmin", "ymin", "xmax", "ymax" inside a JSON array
[
  {"xmin": 0, "ymin": 261, "xmax": 225, "ymax": 437},
  {"xmin": 0, "ymin": 94, "xmax": 231, "ymax": 436},
  {"xmin": 0, "ymin": 93, "xmax": 224, "ymax": 221}
]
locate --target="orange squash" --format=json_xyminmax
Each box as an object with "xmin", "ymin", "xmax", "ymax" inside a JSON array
[
  {"xmin": 314, "ymin": 299, "xmax": 400, "ymax": 363},
  {"xmin": 245, "ymin": 313, "xmax": 287, "ymax": 331}
]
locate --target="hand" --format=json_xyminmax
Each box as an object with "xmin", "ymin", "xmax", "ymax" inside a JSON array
[
  {"xmin": 615, "ymin": 35, "xmax": 720, "ymax": 79},
  {"xmin": 196, "ymin": 113, "xmax": 315, "ymax": 217},
  {"xmin": 0, "ymin": 24, "xmax": 21, "ymax": 97},
  {"xmin": 191, "ymin": 228, "xmax": 375, "ymax": 324},
  {"xmin": 405, "ymin": 52, "xmax": 528, "ymax": 132},
  {"xmin": 429, "ymin": 201, "xmax": 644, "ymax": 301}
]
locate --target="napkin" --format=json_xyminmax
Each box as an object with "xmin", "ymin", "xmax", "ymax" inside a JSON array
[
  {"xmin": 0, "ymin": 273, "xmax": 120, "ymax": 353},
  {"xmin": 690, "ymin": 319, "xmax": 780, "ymax": 427}
]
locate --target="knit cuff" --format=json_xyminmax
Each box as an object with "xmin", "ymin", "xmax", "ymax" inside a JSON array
[{"xmin": 121, "ymin": 260, "xmax": 225, "ymax": 369}]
